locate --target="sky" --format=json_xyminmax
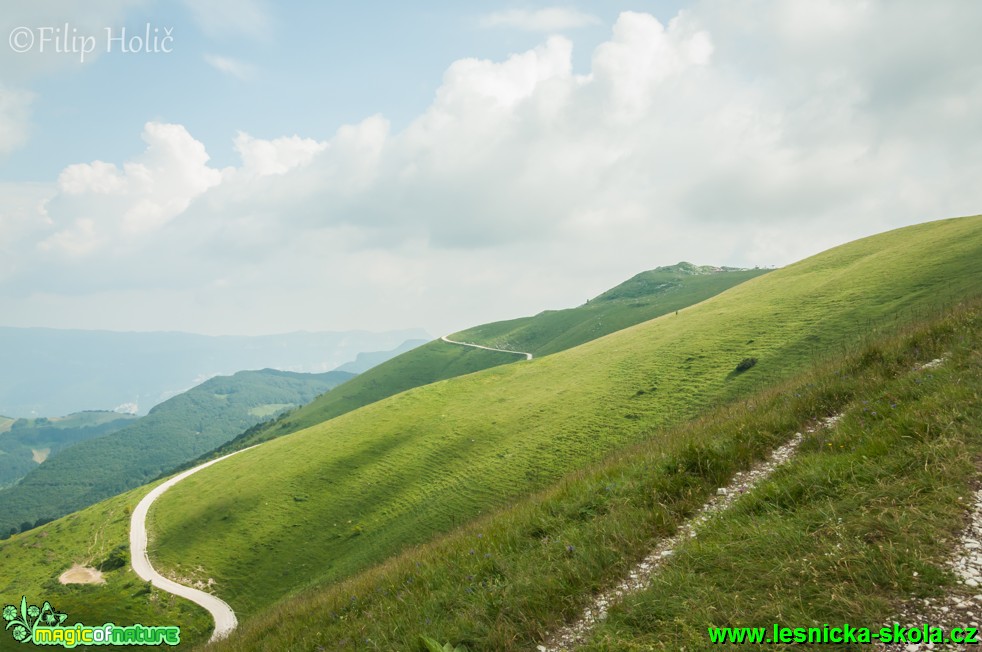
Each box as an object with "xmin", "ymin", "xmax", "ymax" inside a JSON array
[{"xmin": 1, "ymin": 1, "xmax": 980, "ymax": 337}]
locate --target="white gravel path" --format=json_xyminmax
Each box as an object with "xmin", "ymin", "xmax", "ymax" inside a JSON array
[
  {"xmin": 440, "ymin": 335, "xmax": 533, "ymax": 360},
  {"xmin": 130, "ymin": 447, "xmax": 256, "ymax": 642},
  {"xmin": 538, "ymin": 414, "xmax": 843, "ymax": 651}
]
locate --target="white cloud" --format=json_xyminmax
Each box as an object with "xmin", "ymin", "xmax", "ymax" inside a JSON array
[
  {"xmin": 232, "ymin": 132, "xmax": 327, "ymax": 177},
  {"xmin": 203, "ymin": 53, "xmax": 256, "ymax": 80},
  {"xmin": 590, "ymin": 11, "xmax": 713, "ymax": 118},
  {"xmin": 480, "ymin": 7, "xmax": 602, "ymax": 31},
  {"xmin": 40, "ymin": 122, "xmax": 224, "ymax": 256},
  {"xmin": 4, "ymin": 3, "xmax": 982, "ymax": 336}
]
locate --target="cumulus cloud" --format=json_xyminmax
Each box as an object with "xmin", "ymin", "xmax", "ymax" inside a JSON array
[
  {"xmin": 4, "ymin": 2, "xmax": 982, "ymax": 335},
  {"xmin": 479, "ymin": 7, "xmax": 602, "ymax": 31},
  {"xmin": 232, "ymin": 132, "xmax": 327, "ymax": 177},
  {"xmin": 40, "ymin": 122, "xmax": 224, "ymax": 256}
]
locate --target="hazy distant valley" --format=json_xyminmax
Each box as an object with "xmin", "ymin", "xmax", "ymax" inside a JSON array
[{"xmin": 0, "ymin": 328, "xmax": 428, "ymax": 418}]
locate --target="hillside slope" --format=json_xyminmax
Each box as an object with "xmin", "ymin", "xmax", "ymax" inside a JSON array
[
  {"xmin": 0, "ymin": 484, "xmax": 214, "ymax": 649},
  {"xmin": 211, "ymin": 294, "xmax": 982, "ymax": 652},
  {"xmin": 453, "ymin": 263, "xmax": 766, "ymax": 356},
  {"xmin": 221, "ymin": 264, "xmax": 767, "ymax": 452},
  {"xmin": 0, "ymin": 411, "xmax": 136, "ymax": 489},
  {"xmin": 148, "ymin": 215, "xmax": 981, "ymax": 617},
  {"xmin": 0, "ymin": 369, "xmax": 354, "ymax": 538}
]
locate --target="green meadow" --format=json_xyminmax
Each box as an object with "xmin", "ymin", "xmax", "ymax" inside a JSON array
[
  {"xmin": 219, "ymin": 342, "xmax": 520, "ymax": 452},
  {"xmin": 146, "ymin": 215, "xmax": 981, "ymax": 620},
  {"xmin": 453, "ymin": 263, "xmax": 767, "ymax": 356},
  {"xmin": 208, "ymin": 287, "xmax": 982, "ymax": 652},
  {"xmin": 219, "ymin": 264, "xmax": 766, "ymax": 454},
  {"xmin": 583, "ymin": 303, "xmax": 982, "ymax": 650},
  {"xmin": 0, "ymin": 485, "xmax": 212, "ymax": 651}
]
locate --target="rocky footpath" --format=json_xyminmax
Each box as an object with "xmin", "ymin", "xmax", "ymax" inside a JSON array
[{"xmin": 539, "ymin": 415, "xmax": 842, "ymax": 651}]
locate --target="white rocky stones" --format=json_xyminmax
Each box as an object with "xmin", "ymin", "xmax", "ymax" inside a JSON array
[{"xmin": 539, "ymin": 415, "xmax": 843, "ymax": 651}]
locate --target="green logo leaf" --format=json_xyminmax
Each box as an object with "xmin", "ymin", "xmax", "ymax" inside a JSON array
[{"xmin": 3, "ymin": 597, "xmax": 68, "ymax": 644}]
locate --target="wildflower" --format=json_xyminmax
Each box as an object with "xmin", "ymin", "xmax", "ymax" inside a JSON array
[
  {"xmin": 27, "ymin": 605, "xmax": 40, "ymax": 618},
  {"xmin": 2, "ymin": 605, "xmax": 16, "ymax": 621},
  {"xmin": 12, "ymin": 625, "xmax": 28, "ymax": 642}
]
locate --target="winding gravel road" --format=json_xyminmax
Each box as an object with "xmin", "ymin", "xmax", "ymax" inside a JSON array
[
  {"xmin": 130, "ymin": 448, "xmax": 254, "ymax": 642},
  {"xmin": 440, "ymin": 334, "xmax": 533, "ymax": 360},
  {"xmin": 128, "ymin": 339, "xmax": 529, "ymax": 642}
]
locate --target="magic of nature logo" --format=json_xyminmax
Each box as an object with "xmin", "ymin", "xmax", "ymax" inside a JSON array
[{"xmin": 3, "ymin": 596, "xmax": 180, "ymax": 647}]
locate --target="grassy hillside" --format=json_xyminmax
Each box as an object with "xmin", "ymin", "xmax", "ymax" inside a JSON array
[
  {"xmin": 583, "ymin": 310, "xmax": 980, "ymax": 649},
  {"xmin": 221, "ymin": 264, "xmax": 766, "ymax": 452},
  {"xmin": 147, "ymin": 215, "xmax": 981, "ymax": 619},
  {"xmin": 0, "ymin": 411, "xmax": 136, "ymax": 490},
  {"xmin": 0, "ymin": 484, "xmax": 213, "ymax": 650},
  {"xmin": 0, "ymin": 369, "xmax": 354, "ymax": 538},
  {"xmin": 453, "ymin": 263, "xmax": 767, "ymax": 356},
  {"xmin": 215, "ymin": 341, "xmax": 518, "ymax": 453},
  {"xmin": 209, "ymin": 294, "xmax": 982, "ymax": 652}
]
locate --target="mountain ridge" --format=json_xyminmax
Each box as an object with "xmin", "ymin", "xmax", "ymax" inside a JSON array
[{"xmin": 0, "ymin": 368, "xmax": 355, "ymax": 537}]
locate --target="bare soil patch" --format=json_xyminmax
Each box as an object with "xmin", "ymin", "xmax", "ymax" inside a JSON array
[{"xmin": 58, "ymin": 564, "xmax": 105, "ymax": 585}]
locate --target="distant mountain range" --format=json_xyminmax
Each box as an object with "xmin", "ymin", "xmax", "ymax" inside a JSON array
[
  {"xmin": 0, "ymin": 327, "xmax": 428, "ymax": 417},
  {"xmin": 0, "ymin": 368, "xmax": 356, "ymax": 537}
]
